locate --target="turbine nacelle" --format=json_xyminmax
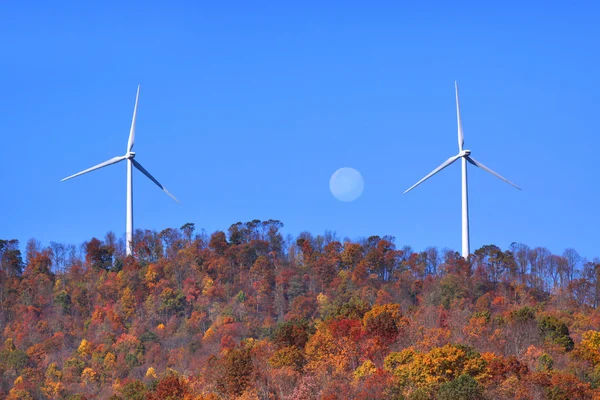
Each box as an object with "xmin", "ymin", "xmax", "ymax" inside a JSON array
[
  {"xmin": 126, "ymin": 152, "xmax": 136, "ymax": 160},
  {"xmin": 459, "ymin": 150, "xmax": 471, "ymax": 157}
]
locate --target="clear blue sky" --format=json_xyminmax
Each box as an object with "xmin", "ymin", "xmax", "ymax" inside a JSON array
[{"xmin": 1, "ymin": 2, "xmax": 599, "ymax": 259}]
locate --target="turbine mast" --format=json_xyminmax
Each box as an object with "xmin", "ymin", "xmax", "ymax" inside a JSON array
[
  {"xmin": 461, "ymin": 156, "xmax": 470, "ymax": 258},
  {"xmin": 126, "ymin": 158, "xmax": 133, "ymax": 256}
]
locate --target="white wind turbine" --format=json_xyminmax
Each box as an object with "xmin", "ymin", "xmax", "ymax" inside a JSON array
[
  {"xmin": 61, "ymin": 86, "xmax": 180, "ymax": 256},
  {"xmin": 404, "ymin": 82, "xmax": 520, "ymax": 259}
]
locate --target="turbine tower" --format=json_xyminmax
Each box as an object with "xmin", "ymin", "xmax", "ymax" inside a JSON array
[
  {"xmin": 61, "ymin": 86, "xmax": 180, "ymax": 256},
  {"xmin": 404, "ymin": 82, "xmax": 520, "ymax": 259}
]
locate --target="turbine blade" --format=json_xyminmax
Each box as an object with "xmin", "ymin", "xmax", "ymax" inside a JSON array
[
  {"xmin": 404, "ymin": 154, "xmax": 461, "ymax": 194},
  {"xmin": 131, "ymin": 159, "xmax": 181, "ymax": 204},
  {"xmin": 466, "ymin": 156, "xmax": 521, "ymax": 190},
  {"xmin": 61, "ymin": 155, "xmax": 126, "ymax": 182},
  {"xmin": 455, "ymin": 81, "xmax": 464, "ymax": 152},
  {"xmin": 127, "ymin": 85, "xmax": 140, "ymax": 152}
]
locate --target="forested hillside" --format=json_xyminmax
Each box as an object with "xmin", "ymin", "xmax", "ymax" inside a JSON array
[{"xmin": 1, "ymin": 220, "xmax": 600, "ymax": 399}]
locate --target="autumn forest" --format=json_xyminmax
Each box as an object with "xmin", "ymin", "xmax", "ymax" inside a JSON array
[{"xmin": 2, "ymin": 220, "xmax": 600, "ymax": 399}]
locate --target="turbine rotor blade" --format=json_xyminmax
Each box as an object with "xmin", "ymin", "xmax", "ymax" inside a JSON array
[
  {"xmin": 131, "ymin": 159, "xmax": 181, "ymax": 204},
  {"xmin": 455, "ymin": 81, "xmax": 464, "ymax": 152},
  {"xmin": 466, "ymin": 156, "xmax": 521, "ymax": 190},
  {"xmin": 403, "ymin": 154, "xmax": 461, "ymax": 194},
  {"xmin": 61, "ymin": 155, "xmax": 127, "ymax": 182},
  {"xmin": 127, "ymin": 85, "xmax": 140, "ymax": 152}
]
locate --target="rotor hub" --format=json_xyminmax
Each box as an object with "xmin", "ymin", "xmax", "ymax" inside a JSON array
[
  {"xmin": 126, "ymin": 152, "xmax": 136, "ymax": 159},
  {"xmin": 460, "ymin": 149, "xmax": 471, "ymax": 157}
]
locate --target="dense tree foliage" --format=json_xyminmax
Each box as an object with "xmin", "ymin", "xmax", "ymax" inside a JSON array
[{"xmin": 1, "ymin": 220, "xmax": 600, "ymax": 399}]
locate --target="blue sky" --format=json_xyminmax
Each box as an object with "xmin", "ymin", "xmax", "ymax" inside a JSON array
[{"xmin": 1, "ymin": 2, "xmax": 599, "ymax": 259}]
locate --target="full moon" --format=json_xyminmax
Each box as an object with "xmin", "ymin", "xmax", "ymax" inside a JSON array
[{"xmin": 330, "ymin": 167, "xmax": 364, "ymax": 202}]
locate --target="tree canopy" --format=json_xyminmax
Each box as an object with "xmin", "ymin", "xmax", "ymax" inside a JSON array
[{"xmin": 1, "ymin": 220, "xmax": 599, "ymax": 399}]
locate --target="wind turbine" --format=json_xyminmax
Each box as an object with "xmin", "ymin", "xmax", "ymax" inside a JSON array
[
  {"xmin": 61, "ymin": 86, "xmax": 180, "ymax": 256},
  {"xmin": 404, "ymin": 82, "xmax": 520, "ymax": 259}
]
